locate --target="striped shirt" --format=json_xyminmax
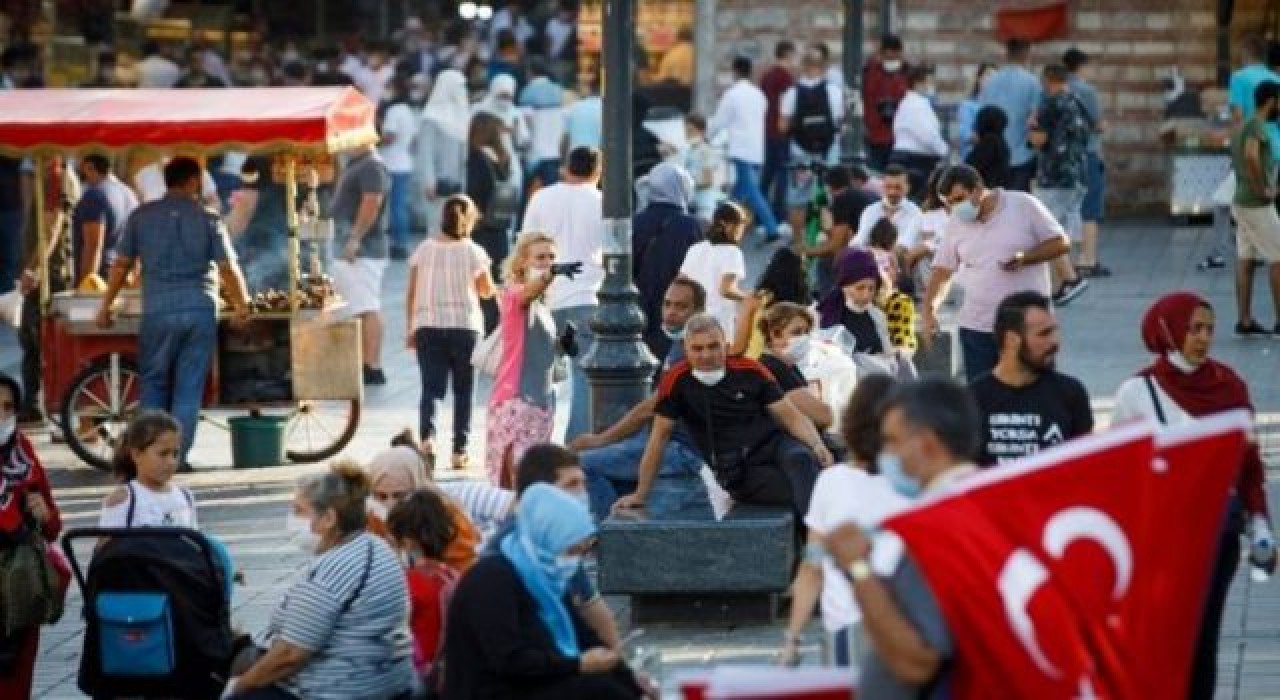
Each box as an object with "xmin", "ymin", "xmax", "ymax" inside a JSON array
[
  {"xmin": 408, "ymin": 237, "xmax": 490, "ymax": 333},
  {"xmin": 439, "ymin": 480, "xmax": 515, "ymax": 538},
  {"xmin": 260, "ymin": 533, "xmax": 413, "ymax": 700}
]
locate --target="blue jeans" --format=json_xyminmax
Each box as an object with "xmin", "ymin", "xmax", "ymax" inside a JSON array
[
  {"xmin": 761, "ymin": 138, "xmax": 790, "ymax": 222},
  {"xmin": 138, "ymin": 311, "xmax": 217, "ymax": 462},
  {"xmin": 0, "ymin": 209, "xmax": 22, "ymax": 294},
  {"xmin": 581, "ymin": 429, "xmax": 705, "ymax": 519},
  {"xmin": 959, "ymin": 327, "xmax": 998, "ymax": 383},
  {"xmin": 414, "ymin": 327, "xmax": 478, "ymax": 453},
  {"xmin": 552, "ymin": 305, "xmax": 597, "ymax": 442},
  {"xmin": 731, "ymin": 159, "xmax": 779, "ymax": 237},
  {"xmin": 389, "ymin": 172, "xmax": 412, "ymax": 250}
]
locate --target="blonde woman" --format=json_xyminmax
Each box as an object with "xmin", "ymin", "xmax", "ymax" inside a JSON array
[{"xmin": 485, "ymin": 232, "xmax": 576, "ymax": 486}]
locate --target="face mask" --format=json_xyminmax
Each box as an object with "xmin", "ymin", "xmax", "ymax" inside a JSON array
[
  {"xmin": 554, "ymin": 554, "xmax": 582, "ymax": 585},
  {"xmin": 410, "ymin": 89, "xmax": 427, "ymax": 102},
  {"xmin": 786, "ymin": 336, "xmax": 812, "ymax": 362},
  {"xmin": 366, "ymin": 497, "xmax": 389, "ymax": 521},
  {"xmin": 568, "ymin": 489, "xmax": 591, "ymax": 513},
  {"xmin": 0, "ymin": 416, "xmax": 14, "ymax": 445},
  {"xmin": 662, "ymin": 325, "xmax": 684, "ymax": 340},
  {"xmin": 877, "ymin": 452, "xmax": 922, "ymax": 499},
  {"xmin": 286, "ymin": 512, "xmax": 321, "ymax": 555},
  {"xmin": 952, "ymin": 198, "xmax": 981, "ymax": 223},
  {"xmin": 1167, "ymin": 351, "xmax": 1198, "ymax": 373},
  {"xmin": 529, "ymin": 266, "xmax": 551, "ymax": 281},
  {"xmin": 845, "ymin": 298, "xmax": 872, "ymax": 313},
  {"xmin": 692, "ymin": 368, "xmax": 726, "ymax": 386},
  {"xmin": 883, "ymin": 59, "xmax": 903, "ymax": 72}
]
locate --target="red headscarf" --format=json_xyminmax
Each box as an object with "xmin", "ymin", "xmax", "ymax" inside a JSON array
[{"xmin": 1138, "ymin": 291, "xmax": 1252, "ymax": 417}]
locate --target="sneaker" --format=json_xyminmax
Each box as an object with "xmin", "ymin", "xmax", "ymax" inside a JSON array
[
  {"xmin": 1052, "ymin": 277, "xmax": 1090, "ymax": 307},
  {"xmin": 363, "ymin": 365, "xmax": 387, "ymax": 385},
  {"xmin": 1197, "ymin": 255, "xmax": 1226, "ymax": 271},
  {"xmin": 1234, "ymin": 320, "xmax": 1270, "ymax": 338}
]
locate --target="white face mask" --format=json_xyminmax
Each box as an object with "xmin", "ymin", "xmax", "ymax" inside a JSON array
[
  {"xmin": 883, "ymin": 59, "xmax": 903, "ymax": 72},
  {"xmin": 529, "ymin": 266, "xmax": 551, "ymax": 281},
  {"xmin": 1167, "ymin": 351, "xmax": 1198, "ymax": 374},
  {"xmin": 785, "ymin": 336, "xmax": 812, "ymax": 363},
  {"xmin": 692, "ymin": 368, "xmax": 726, "ymax": 386},
  {"xmin": 286, "ymin": 512, "xmax": 322, "ymax": 555},
  {"xmin": 845, "ymin": 298, "xmax": 872, "ymax": 313},
  {"xmin": 366, "ymin": 497, "xmax": 389, "ymax": 521},
  {"xmin": 0, "ymin": 416, "xmax": 14, "ymax": 445}
]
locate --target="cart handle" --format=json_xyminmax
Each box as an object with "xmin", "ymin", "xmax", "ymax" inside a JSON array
[{"xmin": 60, "ymin": 526, "xmax": 231, "ymax": 617}]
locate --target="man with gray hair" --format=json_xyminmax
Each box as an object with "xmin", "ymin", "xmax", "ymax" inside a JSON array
[{"xmin": 613, "ymin": 312, "xmax": 834, "ymax": 519}]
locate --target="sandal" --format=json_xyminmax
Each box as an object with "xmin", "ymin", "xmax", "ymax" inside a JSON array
[{"xmin": 1076, "ymin": 264, "xmax": 1112, "ymax": 278}]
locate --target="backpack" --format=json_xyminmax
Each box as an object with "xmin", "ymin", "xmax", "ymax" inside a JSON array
[{"xmin": 791, "ymin": 82, "xmax": 837, "ymax": 156}]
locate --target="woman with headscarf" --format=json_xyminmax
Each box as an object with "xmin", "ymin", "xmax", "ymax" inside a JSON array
[
  {"xmin": 442, "ymin": 484, "xmax": 645, "ymax": 699},
  {"xmin": 473, "ymin": 73, "xmax": 530, "ymax": 193},
  {"xmin": 632, "ymin": 161, "xmax": 704, "ymax": 360},
  {"xmin": 416, "ymin": 69, "xmax": 471, "ymax": 235},
  {"xmin": 1112, "ymin": 291, "xmax": 1275, "ymax": 700},
  {"xmin": 817, "ymin": 247, "xmax": 916, "ymax": 379},
  {"xmin": 366, "ymin": 446, "xmax": 484, "ymax": 573}
]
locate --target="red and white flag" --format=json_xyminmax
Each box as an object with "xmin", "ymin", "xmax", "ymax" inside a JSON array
[{"xmin": 880, "ymin": 411, "xmax": 1250, "ymax": 699}]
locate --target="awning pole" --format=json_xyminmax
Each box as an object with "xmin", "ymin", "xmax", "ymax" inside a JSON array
[
  {"xmin": 34, "ymin": 155, "xmax": 48, "ymax": 309},
  {"xmin": 285, "ymin": 154, "xmax": 300, "ymax": 315}
]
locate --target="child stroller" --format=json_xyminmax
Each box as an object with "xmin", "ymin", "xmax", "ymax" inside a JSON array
[{"xmin": 62, "ymin": 527, "xmax": 235, "ymax": 699}]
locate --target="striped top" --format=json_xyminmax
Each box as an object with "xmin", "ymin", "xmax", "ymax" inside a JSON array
[
  {"xmin": 260, "ymin": 532, "xmax": 414, "ymax": 700},
  {"xmin": 439, "ymin": 480, "xmax": 515, "ymax": 539},
  {"xmin": 408, "ymin": 236, "xmax": 491, "ymax": 333}
]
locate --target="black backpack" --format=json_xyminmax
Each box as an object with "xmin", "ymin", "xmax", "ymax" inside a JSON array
[{"xmin": 790, "ymin": 82, "xmax": 837, "ymax": 156}]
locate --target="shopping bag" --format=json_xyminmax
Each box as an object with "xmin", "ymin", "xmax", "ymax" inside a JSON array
[{"xmin": 471, "ymin": 329, "xmax": 502, "ymax": 376}]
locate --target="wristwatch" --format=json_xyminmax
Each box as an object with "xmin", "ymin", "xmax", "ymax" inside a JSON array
[{"xmin": 847, "ymin": 558, "xmax": 873, "ymax": 583}]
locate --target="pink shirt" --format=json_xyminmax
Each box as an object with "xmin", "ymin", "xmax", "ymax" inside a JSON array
[
  {"xmin": 490, "ymin": 286, "xmax": 528, "ymax": 406},
  {"xmin": 933, "ymin": 190, "xmax": 1064, "ymax": 332}
]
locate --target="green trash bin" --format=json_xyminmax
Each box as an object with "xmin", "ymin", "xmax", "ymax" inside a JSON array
[{"xmin": 229, "ymin": 414, "xmax": 288, "ymax": 468}]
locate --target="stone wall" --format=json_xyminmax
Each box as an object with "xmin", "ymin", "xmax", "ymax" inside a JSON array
[{"xmin": 710, "ymin": 0, "xmax": 1270, "ymax": 215}]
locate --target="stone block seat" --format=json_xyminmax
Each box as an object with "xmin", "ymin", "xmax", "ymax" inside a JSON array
[{"xmin": 597, "ymin": 501, "xmax": 795, "ymax": 626}]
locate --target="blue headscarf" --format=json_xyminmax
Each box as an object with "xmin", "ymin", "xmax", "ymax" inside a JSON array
[{"xmin": 499, "ymin": 484, "xmax": 596, "ymax": 658}]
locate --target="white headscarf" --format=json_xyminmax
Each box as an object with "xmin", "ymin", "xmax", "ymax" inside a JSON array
[
  {"xmin": 423, "ymin": 69, "xmax": 471, "ymax": 144},
  {"xmin": 476, "ymin": 73, "xmax": 520, "ymax": 124}
]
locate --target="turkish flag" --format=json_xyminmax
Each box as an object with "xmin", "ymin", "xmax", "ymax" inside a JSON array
[{"xmin": 880, "ymin": 411, "xmax": 1249, "ymax": 699}]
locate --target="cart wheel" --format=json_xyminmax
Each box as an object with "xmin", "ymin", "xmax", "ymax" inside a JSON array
[
  {"xmin": 60, "ymin": 355, "xmax": 143, "ymax": 472},
  {"xmin": 284, "ymin": 400, "xmax": 361, "ymax": 463}
]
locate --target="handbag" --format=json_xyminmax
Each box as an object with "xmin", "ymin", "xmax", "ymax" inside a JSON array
[
  {"xmin": 472, "ymin": 328, "xmax": 502, "ymax": 376},
  {"xmin": 0, "ymin": 527, "xmax": 63, "ymax": 637}
]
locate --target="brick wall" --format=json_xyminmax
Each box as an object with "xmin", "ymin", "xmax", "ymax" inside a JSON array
[{"xmin": 711, "ymin": 0, "xmax": 1266, "ymax": 215}]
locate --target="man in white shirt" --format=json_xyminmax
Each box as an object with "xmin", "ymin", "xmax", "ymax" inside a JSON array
[
  {"xmin": 521, "ymin": 147, "xmax": 605, "ymax": 442},
  {"xmin": 779, "ymin": 44, "xmax": 844, "ymax": 235},
  {"xmin": 853, "ymin": 164, "xmax": 923, "ymax": 251},
  {"xmin": 134, "ymin": 41, "xmax": 181, "ymax": 88},
  {"xmin": 709, "ymin": 56, "xmax": 783, "ymax": 243},
  {"xmin": 379, "ymin": 89, "xmax": 418, "ymax": 260},
  {"xmin": 891, "ymin": 65, "xmax": 948, "ymax": 201}
]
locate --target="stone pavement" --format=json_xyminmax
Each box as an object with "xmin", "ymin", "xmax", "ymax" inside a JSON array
[{"xmin": 15, "ymin": 219, "xmax": 1280, "ymax": 698}]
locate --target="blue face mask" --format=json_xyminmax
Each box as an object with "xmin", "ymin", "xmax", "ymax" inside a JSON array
[
  {"xmin": 877, "ymin": 452, "xmax": 922, "ymax": 499},
  {"xmin": 554, "ymin": 555, "xmax": 582, "ymax": 586},
  {"xmin": 952, "ymin": 199, "xmax": 981, "ymax": 223}
]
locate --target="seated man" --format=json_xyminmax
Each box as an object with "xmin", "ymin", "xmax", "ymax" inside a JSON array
[
  {"xmin": 571, "ymin": 277, "xmax": 709, "ymax": 519},
  {"xmin": 613, "ymin": 313, "xmax": 834, "ymax": 520}
]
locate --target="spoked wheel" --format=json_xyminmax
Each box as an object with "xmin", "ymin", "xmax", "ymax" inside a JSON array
[
  {"xmin": 283, "ymin": 399, "xmax": 361, "ymax": 463},
  {"xmin": 61, "ymin": 355, "xmax": 143, "ymax": 471}
]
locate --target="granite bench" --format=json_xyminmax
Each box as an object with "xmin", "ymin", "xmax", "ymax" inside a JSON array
[{"xmin": 597, "ymin": 502, "xmax": 795, "ymax": 626}]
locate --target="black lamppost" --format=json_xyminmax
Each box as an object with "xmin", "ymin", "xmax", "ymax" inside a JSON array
[
  {"xmin": 582, "ymin": 0, "xmax": 659, "ymax": 432},
  {"xmin": 841, "ymin": 0, "xmax": 866, "ymax": 166}
]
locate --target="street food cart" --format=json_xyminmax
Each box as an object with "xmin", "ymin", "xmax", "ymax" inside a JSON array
[{"xmin": 0, "ymin": 87, "xmax": 376, "ymax": 470}]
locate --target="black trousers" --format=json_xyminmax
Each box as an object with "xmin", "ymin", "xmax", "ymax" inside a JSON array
[
  {"xmin": 18, "ymin": 290, "xmax": 41, "ymax": 418},
  {"xmin": 1007, "ymin": 159, "xmax": 1037, "ymax": 193},
  {"xmin": 866, "ymin": 142, "xmax": 893, "ymax": 171},
  {"xmin": 414, "ymin": 327, "xmax": 479, "ymax": 453},
  {"xmin": 1189, "ymin": 522, "xmax": 1243, "ymax": 700},
  {"xmin": 472, "ymin": 224, "xmax": 509, "ymax": 335},
  {"xmin": 722, "ymin": 433, "xmax": 821, "ymax": 519}
]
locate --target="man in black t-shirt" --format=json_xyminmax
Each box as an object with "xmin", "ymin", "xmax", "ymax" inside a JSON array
[
  {"xmin": 799, "ymin": 165, "xmax": 876, "ymax": 295},
  {"xmin": 969, "ymin": 291, "xmax": 1093, "ymax": 466},
  {"xmin": 612, "ymin": 313, "xmax": 834, "ymax": 517}
]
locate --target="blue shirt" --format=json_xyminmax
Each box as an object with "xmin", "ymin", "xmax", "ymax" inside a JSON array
[
  {"xmin": 979, "ymin": 65, "xmax": 1043, "ymax": 167},
  {"xmin": 116, "ymin": 193, "xmax": 235, "ymax": 314},
  {"xmin": 72, "ymin": 186, "xmax": 118, "ymax": 278},
  {"xmin": 564, "ymin": 96, "xmax": 603, "ymax": 150},
  {"xmin": 519, "ymin": 76, "xmax": 564, "ymax": 109},
  {"xmin": 1229, "ymin": 64, "xmax": 1280, "ymax": 160}
]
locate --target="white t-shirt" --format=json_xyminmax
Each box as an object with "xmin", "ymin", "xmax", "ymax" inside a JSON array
[
  {"xmin": 379, "ymin": 103, "xmax": 418, "ymax": 174},
  {"xmin": 521, "ymin": 182, "xmax": 605, "ymax": 310},
  {"xmin": 134, "ymin": 163, "xmax": 220, "ymax": 205},
  {"xmin": 99, "ymin": 481, "xmax": 199, "ymax": 528},
  {"xmin": 526, "ymin": 106, "xmax": 567, "ymax": 163},
  {"xmin": 805, "ymin": 465, "xmax": 909, "ymax": 632},
  {"xmin": 853, "ymin": 198, "xmax": 924, "ymax": 249},
  {"xmin": 679, "ymin": 240, "xmax": 746, "ymax": 333}
]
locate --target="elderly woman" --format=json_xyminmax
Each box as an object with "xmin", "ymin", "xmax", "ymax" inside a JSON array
[
  {"xmin": 225, "ymin": 461, "xmax": 413, "ymax": 700},
  {"xmin": 1111, "ymin": 291, "xmax": 1275, "ymax": 700},
  {"xmin": 443, "ymin": 484, "xmax": 645, "ymax": 699}
]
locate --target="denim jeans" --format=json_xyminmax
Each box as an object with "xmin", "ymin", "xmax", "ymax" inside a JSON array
[
  {"xmin": 552, "ymin": 305, "xmax": 597, "ymax": 442},
  {"xmin": 761, "ymin": 138, "xmax": 790, "ymax": 222},
  {"xmin": 414, "ymin": 326, "xmax": 478, "ymax": 454},
  {"xmin": 730, "ymin": 159, "xmax": 779, "ymax": 237},
  {"xmin": 388, "ymin": 172, "xmax": 412, "ymax": 250},
  {"xmin": 138, "ymin": 310, "xmax": 218, "ymax": 462},
  {"xmin": 580, "ymin": 428, "xmax": 705, "ymax": 519},
  {"xmin": 0, "ymin": 209, "xmax": 22, "ymax": 294},
  {"xmin": 958, "ymin": 327, "xmax": 998, "ymax": 383}
]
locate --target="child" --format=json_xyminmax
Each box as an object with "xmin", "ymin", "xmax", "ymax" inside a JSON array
[
  {"xmin": 679, "ymin": 201, "xmax": 749, "ymax": 334},
  {"xmin": 683, "ymin": 113, "xmax": 724, "ymax": 223},
  {"xmin": 865, "ymin": 219, "xmax": 918, "ymax": 354},
  {"xmin": 386, "ymin": 489, "xmax": 460, "ymax": 686}
]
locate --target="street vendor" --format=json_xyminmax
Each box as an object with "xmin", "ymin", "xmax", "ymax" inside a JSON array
[
  {"xmin": 96, "ymin": 157, "xmax": 251, "ymax": 468},
  {"xmin": 225, "ymin": 154, "xmax": 289, "ymax": 292}
]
